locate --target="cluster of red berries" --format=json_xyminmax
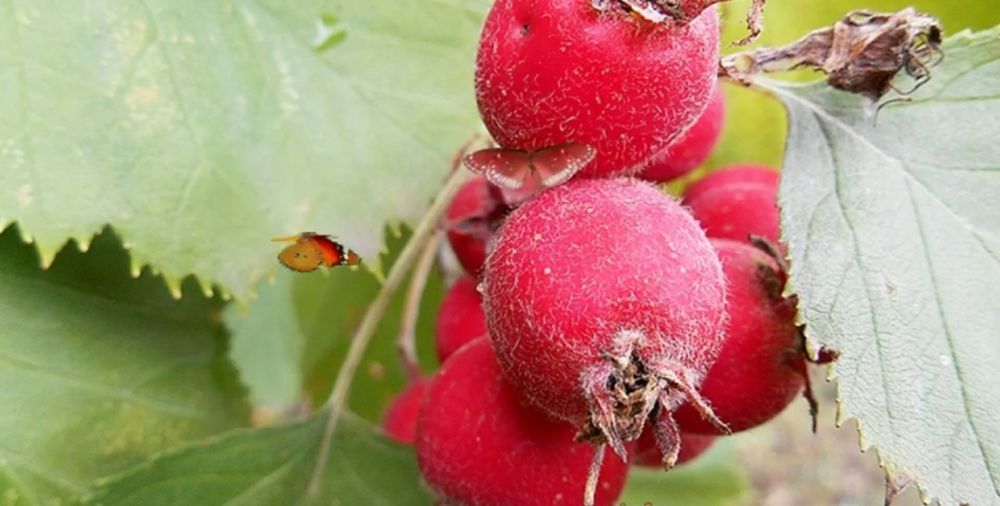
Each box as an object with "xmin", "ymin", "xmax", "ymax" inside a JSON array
[{"xmin": 381, "ymin": 1, "xmax": 832, "ymax": 504}]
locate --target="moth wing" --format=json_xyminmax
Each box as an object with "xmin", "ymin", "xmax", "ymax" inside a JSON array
[
  {"xmin": 497, "ymin": 175, "xmax": 543, "ymax": 207},
  {"xmin": 530, "ymin": 143, "xmax": 596, "ymax": 188},
  {"xmin": 463, "ymin": 149, "xmax": 532, "ymax": 190}
]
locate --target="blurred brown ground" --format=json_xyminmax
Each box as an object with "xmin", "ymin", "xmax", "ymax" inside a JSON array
[{"xmin": 732, "ymin": 368, "xmax": 923, "ymax": 506}]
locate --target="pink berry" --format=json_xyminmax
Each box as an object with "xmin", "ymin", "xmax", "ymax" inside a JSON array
[
  {"xmin": 633, "ymin": 429, "xmax": 716, "ymax": 468},
  {"xmin": 416, "ymin": 338, "xmax": 629, "ymax": 506},
  {"xmin": 445, "ymin": 176, "xmax": 510, "ymax": 276},
  {"xmin": 483, "ymin": 178, "xmax": 727, "ymax": 462},
  {"xmin": 381, "ymin": 379, "xmax": 429, "ymax": 445},
  {"xmin": 640, "ymin": 86, "xmax": 726, "ymax": 183},
  {"xmin": 674, "ymin": 239, "xmax": 805, "ymax": 434},
  {"xmin": 683, "ymin": 165, "xmax": 781, "ymax": 243},
  {"xmin": 684, "ymin": 164, "xmax": 778, "ymax": 201},
  {"xmin": 475, "ymin": 0, "xmax": 720, "ymax": 178},
  {"xmin": 435, "ymin": 275, "xmax": 488, "ymax": 363}
]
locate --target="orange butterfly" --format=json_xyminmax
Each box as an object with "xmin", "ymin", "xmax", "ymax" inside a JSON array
[{"xmin": 272, "ymin": 232, "xmax": 361, "ymax": 273}]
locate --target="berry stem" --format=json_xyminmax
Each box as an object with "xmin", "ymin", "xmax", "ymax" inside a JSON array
[
  {"xmin": 397, "ymin": 229, "xmax": 444, "ymax": 381},
  {"xmin": 305, "ymin": 164, "xmax": 471, "ymax": 502},
  {"xmin": 583, "ymin": 443, "xmax": 607, "ymax": 506}
]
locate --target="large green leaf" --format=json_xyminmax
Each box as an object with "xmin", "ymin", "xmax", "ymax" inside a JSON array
[
  {"xmin": 708, "ymin": 0, "xmax": 999, "ymax": 173},
  {"xmin": 0, "ymin": 226, "xmax": 247, "ymax": 505},
  {"xmin": 84, "ymin": 411, "xmax": 432, "ymax": 505},
  {"xmin": 619, "ymin": 443, "xmax": 749, "ymax": 506},
  {"xmin": 0, "ymin": 0, "xmax": 486, "ymax": 299},
  {"xmin": 771, "ymin": 28, "xmax": 1000, "ymax": 505},
  {"xmin": 226, "ymin": 227, "xmax": 445, "ymax": 416}
]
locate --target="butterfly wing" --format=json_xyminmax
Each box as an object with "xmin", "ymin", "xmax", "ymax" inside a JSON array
[
  {"xmin": 277, "ymin": 242, "xmax": 324, "ymax": 272},
  {"xmin": 463, "ymin": 149, "xmax": 532, "ymax": 190},
  {"xmin": 529, "ymin": 143, "xmax": 596, "ymax": 188},
  {"xmin": 308, "ymin": 236, "xmax": 345, "ymax": 266}
]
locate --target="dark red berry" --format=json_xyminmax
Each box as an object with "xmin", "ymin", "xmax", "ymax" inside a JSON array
[
  {"xmin": 435, "ymin": 275, "xmax": 488, "ymax": 363},
  {"xmin": 381, "ymin": 379, "xmax": 429, "ymax": 445},
  {"xmin": 674, "ymin": 239, "xmax": 805, "ymax": 434},
  {"xmin": 416, "ymin": 338, "xmax": 629, "ymax": 506}
]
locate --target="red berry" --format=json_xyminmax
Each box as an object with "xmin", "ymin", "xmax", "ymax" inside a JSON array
[
  {"xmin": 640, "ymin": 86, "xmax": 726, "ymax": 183},
  {"xmin": 633, "ymin": 429, "xmax": 716, "ymax": 468},
  {"xmin": 483, "ymin": 178, "xmax": 727, "ymax": 460},
  {"xmin": 445, "ymin": 176, "xmax": 510, "ymax": 276},
  {"xmin": 684, "ymin": 164, "xmax": 778, "ymax": 201},
  {"xmin": 416, "ymin": 338, "xmax": 629, "ymax": 506},
  {"xmin": 475, "ymin": 0, "xmax": 720, "ymax": 178},
  {"xmin": 683, "ymin": 165, "xmax": 781, "ymax": 243},
  {"xmin": 674, "ymin": 239, "xmax": 805, "ymax": 434},
  {"xmin": 381, "ymin": 379, "xmax": 429, "ymax": 445},
  {"xmin": 435, "ymin": 275, "xmax": 488, "ymax": 363}
]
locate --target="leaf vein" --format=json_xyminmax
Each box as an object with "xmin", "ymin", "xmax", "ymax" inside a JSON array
[{"xmin": 905, "ymin": 177, "xmax": 1000, "ymax": 499}]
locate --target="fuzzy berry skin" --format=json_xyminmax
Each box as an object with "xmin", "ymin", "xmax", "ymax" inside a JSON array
[
  {"xmin": 435, "ymin": 275, "xmax": 488, "ymax": 363},
  {"xmin": 475, "ymin": 0, "xmax": 720, "ymax": 178},
  {"xmin": 641, "ymin": 86, "xmax": 726, "ymax": 183},
  {"xmin": 674, "ymin": 239, "xmax": 804, "ymax": 434},
  {"xmin": 683, "ymin": 165, "xmax": 780, "ymax": 243},
  {"xmin": 416, "ymin": 338, "xmax": 629, "ymax": 506},
  {"xmin": 381, "ymin": 379, "xmax": 428, "ymax": 445},
  {"xmin": 633, "ymin": 429, "xmax": 715, "ymax": 468},
  {"xmin": 483, "ymin": 178, "xmax": 726, "ymax": 450}
]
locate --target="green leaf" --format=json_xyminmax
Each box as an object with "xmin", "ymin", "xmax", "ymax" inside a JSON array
[
  {"xmin": 770, "ymin": 28, "xmax": 1000, "ymax": 505},
  {"xmin": 226, "ymin": 227, "xmax": 444, "ymax": 417},
  {"xmin": 619, "ymin": 443, "xmax": 749, "ymax": 506},
  {"xmin": 84, "ymin": 411, "xmax": 432, "ymax": 506},
  {"xmin": 0, "ymin": 0, "xmax": 486, "ymax": 299},
  {"xmin": 0, "ymin": 226, "xmax": 247, "ymax": 505}
]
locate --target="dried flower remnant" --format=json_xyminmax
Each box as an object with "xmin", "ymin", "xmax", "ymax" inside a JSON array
[
  {"xmin": 721, "ymin": 8, "xmax": 943, "ymax": 101},
  {"xmin": 591, "ymin": 0, "xmax": 766, "ymax": 44}
]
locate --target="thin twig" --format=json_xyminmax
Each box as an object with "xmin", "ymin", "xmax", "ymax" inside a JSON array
[
  {"xmin": 398, "ymin": 230, "xmax": 444, "ymax": 381},
  {"xmin": 305, "ymin": 169, "xmax": 469, "ymax": 501},
  {"xmin": 583, "ymin": 443, "xmax": 607, "ymax": 506}
]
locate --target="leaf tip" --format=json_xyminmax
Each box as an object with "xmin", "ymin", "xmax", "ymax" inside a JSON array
[{"xmin": 164, "ymin": 276, "xmax": 184, "ymax": 300}]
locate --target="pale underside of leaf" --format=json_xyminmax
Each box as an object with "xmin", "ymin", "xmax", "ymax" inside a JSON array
[
  {"xmin": 0, "ymin": 0, "xmax": 486, "ymax": 299},
  {"xmin": 767, "ymin": 28, "xmax": 1000, "ymax": 505}
]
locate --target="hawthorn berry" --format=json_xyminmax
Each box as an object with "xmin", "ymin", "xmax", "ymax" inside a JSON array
[
  {"xmin": 640, "ymin": 86, "xmax": 727, "ymax": 183},
  {"xmin": 482, "ymin": 178, "xmax": 728, "ymax": 463},
  {"xmin": 683, "ymin": 164, "xmax": 781, "ymax": 243},
  {"xmin": 673, "ymin": 239, "xmax": 807, "ymax": 434},
  {"xmin": 381, "ymin": 379, "xmax": 429, "ymax": 445},
  {"xmin": 633, "ymin": 429, "xmax": 716, "ymax": 468},
  {"xmin": 475, "ymin": 0, "xmax": 720, "ymax": 177},
  {"xmin": 445, "ymin": 176, "xmax": 510, "ymax": 277},
  {"xmin": 434, "ymin": 275, "xmax": 488, "ymax": 363},
  {"xmin": 416, "ymin": 338, "xmax": 629, "ymax": 506}
]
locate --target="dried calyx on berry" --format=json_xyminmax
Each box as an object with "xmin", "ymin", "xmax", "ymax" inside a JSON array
[{"xmin": 591, "ymin": 0, "xmax": 767, "ymax": 44}]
